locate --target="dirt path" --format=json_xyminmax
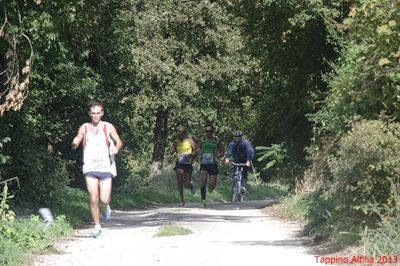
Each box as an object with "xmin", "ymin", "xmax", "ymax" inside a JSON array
[{"xmin": 33, "ymin": 200, "xmax": 318, "ymax": 266}]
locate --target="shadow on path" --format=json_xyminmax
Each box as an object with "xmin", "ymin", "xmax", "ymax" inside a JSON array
[
  {"xmin": 230, "ymin": 239, "xmax": 312, "ymax": 247},
  {"xmin": 100, "ymin": 200, "xmax": 276, "ymax": 230}
]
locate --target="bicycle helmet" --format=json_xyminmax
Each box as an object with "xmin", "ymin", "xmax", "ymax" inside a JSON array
[{"xmin": 234, "ymin": 130, "xmax": 243, "ymax": 137}]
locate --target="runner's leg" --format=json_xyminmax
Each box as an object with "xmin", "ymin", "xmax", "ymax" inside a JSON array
[
  {"xmin": 200, "ymin": 170, "xmax": 208, "ymax": 200},
  {"xmin": 208, "ymin": 164, "xmax": 218, "ymax": 193},
  {"xmin": 209, "ymin": 175, "xmax": 217, "ymax": 192},
  {"xmin": 183, "ymin": 172, "xmax": 192, "ymax": 188},
  {"xmin": 176, "ymin": 168, "xmax": 185, "ymax": 204},
  {"xmin": 85, "ymin": 176, "xmax": 101, "ymax": 225},
  {"xmin": 183, "ymin": 165, "xmax": 196, "ymax": 195},
  {"xmin": 183, "ymin": 169, "xmax": 195, "ymax": 195},
  {"xmin": 99, "ymin": 177, "xmax": 112, "ymax": 205}
]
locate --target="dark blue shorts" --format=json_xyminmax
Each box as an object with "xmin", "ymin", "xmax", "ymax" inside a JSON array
[{"xmin": 85, "ymin": 171, "xmax": 113, "ymax": 180}]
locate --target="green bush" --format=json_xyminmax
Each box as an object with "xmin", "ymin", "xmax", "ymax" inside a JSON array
[
  {"xmin": 283, "ymin": 191, "xmax": 337, "ymax": 238},
  {"xmin": 302, "ymin": 136, "xmax": 338, "ymax": 192},
  {"xmin": 311, "ymin": 0, "xmax": 400, "ymax": 135},
  {"xmin": 0, "ymin": 237, "xmax": 25, "ymax": 266},
  {"xmin": 53, "ymin": 187, "xmax": 91, "ymax": 227},
  {"xmin": 288, "ymin": 121, "xmax": 400, "ymax": 246},
  {"xmin": 1, "ymin": 215, "xmax": 71, "ymax": 249},
  {"xmin": 113, "ymin": 151, "xmax": 152, "ymax": 193},
  {"xmin": 11, "ymin": 145, "xmax": 71, "ymax": 206},
  {"xmin": 147, "ymin": 165, "xmax": 182, "ymax": 193},
  {"xmin": 328, "ymin": 120, "xmax": 400, "ymax": 218},
  {"xmin": 0, "ymin": 215, "xmax": 72, "ymax": 265}
]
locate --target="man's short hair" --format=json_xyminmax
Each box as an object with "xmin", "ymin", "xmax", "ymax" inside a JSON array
[
  {"xmin": 204, "ymin": 124, "xmax": 214, "ymax": 130},
  {"xmin": 88, "ymin": 100, "xmax": 104, "ymax": 111},
  {"xmin": 177, "ymin": 126, "xmax": 186, "ymax": 133}
]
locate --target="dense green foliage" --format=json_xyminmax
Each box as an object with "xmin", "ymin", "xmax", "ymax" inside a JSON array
[
  {"xmin": 233, "ymin": 0, "xmax": 338, "ymax": 159},
  {"xmin": 0, "ymin": 0, "xmax": 399, "ymax": 259},
  {"xmin": 287, "ymin": 0, "xmax": 400, "ymax": 252},
  {"xmin": 313, "ymin": 0, "xmax": 400, "ymax": 133},
  {"xmin": 329, "ymin": 121, "xmax": 400, "ymax": 217}
]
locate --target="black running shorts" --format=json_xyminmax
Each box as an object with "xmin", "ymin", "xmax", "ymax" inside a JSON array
[
  {"xmin": 200, "ymin": 163, "xmax": 219, "ymax": 176},
  {"xmin": 174, "ymin": 163, "xmax": 193, "ymax": 174}
]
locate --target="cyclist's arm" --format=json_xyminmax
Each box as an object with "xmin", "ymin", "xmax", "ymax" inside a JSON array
[
  {"xmin": 246, "ymin": 141, "xmax": 255, "ymax": 161},
  {"xmin": 71, "ymin": 125, "xmax": 84, "ymax": 150},
  {"xmin": 224, "ymin": 141, "xmax": 234, "ymax": 163},
  {"xmin": 245, "ymin": 141, "xmax": 254, "ymax": 166}
]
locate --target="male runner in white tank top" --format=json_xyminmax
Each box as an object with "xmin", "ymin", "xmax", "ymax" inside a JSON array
[{"xmin": 71, "ymin": 101, "xmax": 123, "ymax": 237}]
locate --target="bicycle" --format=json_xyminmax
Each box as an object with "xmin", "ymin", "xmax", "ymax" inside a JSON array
[{"xmin": 231, "ymin": 162, "xmax": 246, "ymax": 202}]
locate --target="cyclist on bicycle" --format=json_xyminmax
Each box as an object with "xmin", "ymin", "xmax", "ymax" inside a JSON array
[{"xmin": 224, "ymin": 130, "xmax": 254, "ymax": 193}]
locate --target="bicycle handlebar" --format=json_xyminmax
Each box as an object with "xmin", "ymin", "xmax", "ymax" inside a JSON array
[{"xmin": 231, "ymin": 162, "xmax": 247, "ymax": 166}]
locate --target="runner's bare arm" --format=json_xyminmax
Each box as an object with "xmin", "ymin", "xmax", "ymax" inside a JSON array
[
  {"xmin": 71, "ymin": 125, "xmax": 84, "ymax": 150},
  {"xmin": 170, "ymin": 141, "xmax": 177, "ymax": 155},
  {"xmin": 109, "ymin": 124, "xmax": 123, "ymax": 155},
  {"xmin": 196, "ymin": 139, "xmax": 203, "ymax": 154},
  {"xmin": 189, "ymin": 137, "xmax": 198, "ymax": 156}
]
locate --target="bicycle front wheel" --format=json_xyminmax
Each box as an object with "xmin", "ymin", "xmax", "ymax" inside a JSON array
[{"xmin": 231, "ymin": 180, "xmax": 240, "ymax": 202}]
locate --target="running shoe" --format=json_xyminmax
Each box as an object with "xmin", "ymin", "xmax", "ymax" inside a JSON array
[
  {"xmin": 90, "ymin": 227, "xmax": 102, "ymax": 238},
  {"xmin": 38, "ymin": 208, "xmax": 54, "ymax": 224},
  {"xmin": 177, "ymin": 202, "xmax": 185, "ymax": 207},
  {"xmin": 200, "ymin": 200, "xmax": 206, "ymax": 208}
]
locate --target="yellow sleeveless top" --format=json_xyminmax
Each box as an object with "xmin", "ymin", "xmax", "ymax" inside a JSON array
[{"xmin": 176, "ymin": 138, "xmax": 192, "ymax": 164}]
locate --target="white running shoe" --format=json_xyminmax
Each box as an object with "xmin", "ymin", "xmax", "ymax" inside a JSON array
[
  {"xmin": 91, "ymin": 225, "xmax": 102, "ymax": 238},
  {"xmin": 38, "ymin": 208, "xmax": 54, "ymax": 224}
]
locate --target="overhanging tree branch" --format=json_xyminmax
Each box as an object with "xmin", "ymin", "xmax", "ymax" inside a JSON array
[{"xmin": 0, "ymin": 1, "xmax": 34, "ymax": 116}]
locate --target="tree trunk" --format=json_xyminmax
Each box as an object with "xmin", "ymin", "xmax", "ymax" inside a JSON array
[{"xmin": 149, "ymin": 109, "xmax": 168, "ymax": 178}]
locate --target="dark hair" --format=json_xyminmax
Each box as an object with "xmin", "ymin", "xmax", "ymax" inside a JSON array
[
  {"xmin": 177, "ymin": 126, "xmax": 186, "ymax": 133},
  {"xmin": 204, "ymin": 124, "xmax": 214, "ymax": 130},
  {"xmin": 88, "ymin": 100, "xmax": 104, "ymax": 111}
]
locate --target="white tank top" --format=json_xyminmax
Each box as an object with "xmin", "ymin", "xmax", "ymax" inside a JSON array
[{"xmin": 82, "ymin": 122, "xmax": 116, "ymax": 176}]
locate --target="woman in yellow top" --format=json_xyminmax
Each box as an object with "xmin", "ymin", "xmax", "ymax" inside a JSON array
[{"xmin": 170, "ymin": 127, "xmax": 197, "ymax": 206}]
